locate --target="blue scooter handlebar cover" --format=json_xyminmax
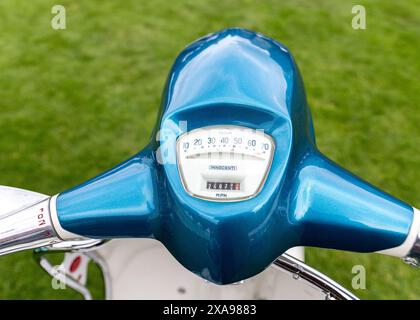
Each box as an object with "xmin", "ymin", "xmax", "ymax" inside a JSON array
[
  {"xmin": 56, "ymin": 28, "xmax": 414, "ymax": 284},
  {"xmin": 57, "ymin": 149, "xmax": 160, "ymax": 238}
]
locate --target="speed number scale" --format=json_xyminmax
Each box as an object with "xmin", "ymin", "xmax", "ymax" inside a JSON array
[{"xmin": 177, "ymin": 125, "xmax": 275, "ymax": 201}]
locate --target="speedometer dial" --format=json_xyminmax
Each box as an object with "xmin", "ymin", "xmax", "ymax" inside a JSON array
[{"xmin": 177, "ymin": 125, "xmax": 275, "ymax": 201}]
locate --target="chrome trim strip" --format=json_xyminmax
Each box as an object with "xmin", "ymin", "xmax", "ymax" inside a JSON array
[
  {"xmin": 272, "ymin": 253, "xmax": 359, "ymax": 300},
  {"xmin": 405, "ymin": 208, "xmax": 420, "ymax": 267}
]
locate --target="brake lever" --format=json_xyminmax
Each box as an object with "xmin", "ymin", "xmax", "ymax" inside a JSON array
[{"xmin": 38, "ymin": 239, "xmax": 108, "ymax": 252}]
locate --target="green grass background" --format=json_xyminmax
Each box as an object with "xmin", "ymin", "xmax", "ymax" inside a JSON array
[{"xmin": 0, "ymin": 0, "xmax": 418, "ymax": 299}]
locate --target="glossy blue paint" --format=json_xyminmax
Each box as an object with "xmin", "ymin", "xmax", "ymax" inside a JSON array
[
  {"xmin": 57, "ymin": 28, "xmax": 414, "ymax": 284},
  {"xmin": 57, "ymin": 148, "xmax": 160, "ymax": 238}
]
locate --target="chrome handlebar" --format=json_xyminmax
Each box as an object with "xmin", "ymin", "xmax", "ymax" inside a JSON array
[{"xmin": 0, "ymin": 198, "xmax": 60, "ymax": 256}]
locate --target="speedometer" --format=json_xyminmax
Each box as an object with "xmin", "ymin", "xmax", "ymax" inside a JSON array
[{"xmin": 177, "ymin": 125, "xmax": 275, "ymax": 201}]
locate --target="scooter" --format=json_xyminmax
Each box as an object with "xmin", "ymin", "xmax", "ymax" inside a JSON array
[{"xmin": 0, "ymin": 28, "xmax": 418, "ymax": 300}]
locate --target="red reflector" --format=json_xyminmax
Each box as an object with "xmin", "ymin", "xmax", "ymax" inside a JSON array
[{"xmin": 70, "ymin": 256, "xmax": 82, "ymax": 273}]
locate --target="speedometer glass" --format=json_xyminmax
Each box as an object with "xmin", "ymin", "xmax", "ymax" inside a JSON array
[{"xmin": 177, "ymin": 125, "xmax": 275, "ymax": 201}]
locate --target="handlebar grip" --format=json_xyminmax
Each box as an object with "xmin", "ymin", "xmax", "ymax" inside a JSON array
[{"xmin": 0, "ymin": 198, "xmax": 60, "ymax": 255}]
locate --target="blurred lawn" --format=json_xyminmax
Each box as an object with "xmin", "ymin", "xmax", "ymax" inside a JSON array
[{"xmin": 0, "ymin": 0, "xmax": 419, "ymax": 299}]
